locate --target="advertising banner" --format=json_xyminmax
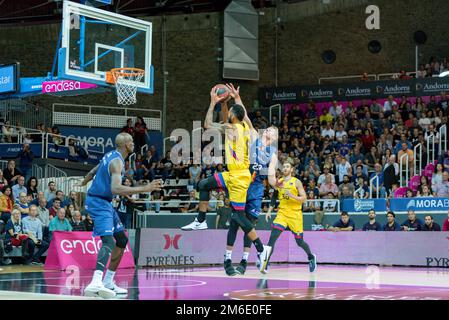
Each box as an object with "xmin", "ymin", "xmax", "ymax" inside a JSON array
[
  {"xmin": 0, "ymin": 63, "xmax": 19, "ymax": 94},
  {"xmin": 0, "ymin": 143, "xmax": 42, "ymax": 158},
  {"xmin": 389, "ymin": 197, "xmax": 449, "ymax": 212},
  {"xmin": 342, "ymin": 199, "xmax": 387, "ymax": 213},
  {"xmin": 259, "ymin": 77, "xmax": 449, "ymax": 105},
  {"xmin": 45, "ymin": 231, "xmax": 134, "ymax": 270}
]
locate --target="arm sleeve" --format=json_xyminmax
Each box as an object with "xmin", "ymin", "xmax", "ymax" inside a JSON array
[
  {"xmin": 37, "ymin": 222, "xmax": 43, "ymax": 240},
  {"xmin": 22, "ymin": 219, "xmax": 29, "ymax": 233},
  {"xmin": 67, "ymin": 220, "xmax": 73, "ymax": 231}
]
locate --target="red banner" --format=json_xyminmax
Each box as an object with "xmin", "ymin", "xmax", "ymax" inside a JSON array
[{"xmin": 45, "ymin": 231, "xmax": 135, "ymax": 271}]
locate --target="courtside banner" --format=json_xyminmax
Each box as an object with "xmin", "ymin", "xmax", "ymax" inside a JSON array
[
  {"xmin": 342, "ymin": 199, "xmax": 387, "ymax": 212},
  {"xmin": 138, "ymin": 229, "xmax": 449, "ymax": 267},
  {"xmin": 389, "ymin": 197, "xmax": 449, "ymax": 212},
  {"xmin": 138, "ymin": 229, "xmax": 289, "ymax": 267},
  {"xmin": 45, "ymin": 231, "xmax": 134, "ymax": 270}
]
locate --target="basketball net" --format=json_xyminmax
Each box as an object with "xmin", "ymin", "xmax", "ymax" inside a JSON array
[{"xmin": 111, "ymin": 68, "xmax": 145, "ymax": 105}]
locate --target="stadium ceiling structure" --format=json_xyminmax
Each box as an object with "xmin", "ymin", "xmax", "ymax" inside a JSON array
[{"xmin": 0, "ymin": 0, "xmax": 299, "ymax": 25}]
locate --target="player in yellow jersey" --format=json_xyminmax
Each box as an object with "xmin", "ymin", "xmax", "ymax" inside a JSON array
[
  {"xmin": 181, "ymin": 84, "xmax": 270, "ymax": 273},
  {"xmin": 262, "ymin": 158, "xmax": 317, "ymax": 274}
]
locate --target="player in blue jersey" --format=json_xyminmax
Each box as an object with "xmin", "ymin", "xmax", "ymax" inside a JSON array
[
  {"xmin": 79, "ymin": 133, "xmax": 162, "ymax": 298},
  {"xmin": 224, "ymin": 124, "xmax": 278, "ymax": 276}
]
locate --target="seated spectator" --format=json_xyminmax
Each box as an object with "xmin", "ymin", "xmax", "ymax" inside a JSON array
[
  {"xmin": 383, "ymin": 211, "xmax": 401, "ymax": 231},
  {"xmin": 26, "ymin": 177, "xmax": 39, "ymax": 201},
  {"xmin": 338, "ymin": 175, "xmax": 355, "ymax": 196},
  {"xmin": 5, "ymin": 209, "xmax": 29, "ymax": 262},
  {"xmin": 432, "ymin": 163, "xmax": 444, "ymax": 191},
  {"xmin": 352, "ymin": 165, "xmax": 368, "ymax": 183},
  {"xmin": 12, "ymin": 176, "xmax": 27, "ymax": 202},
  {"xmin": 397, "ymin": 142, "xmax": 414, "ymax": 176},
  {"xmin": 139, "ymin": 150, "xmax": 157, "ymax": 181},
  {"xmin": 0, "ymin": 170, "xmax": 8, "ymax": 190},
  {"xmin": 383, "ymin": 155, "xmax": 399, "ymax": 195},
  {"xmin": 216, "ymin": 197, "xmax": 232, "ymax": 229},
  {"xmin": 334, "ymin": 124, "xmax": 347, "ymax": 143},
  {"xmin": 433, "ymin": 171, "xmax": 449, "ymax": 197},
  {"xmin": 22, "ymin": 205, "xmax": 49, "ymax": 265},
  {"xmin": 417, "ymin": 185, "xmax": 433, "ymax": 197},
  {"xmin": 44, "ymin": 181, "xmax": 57, "ymax": 202},
  {"xmin": 401, "ymin": 210, "xmax": 423, "ymax": 231},
  {"xmin": 369, "ymin": 163, "xmax": 384, "ymax": 197},
  {"xmin": 67, "ymin": 191, "xmax": 78, "ymax": 208},
  {"xmin": 71, "ymin": 211, "xmax": 86, "ymax": 231},
  {"xmin": 48, "ymin": 199, "xmax": 61, "ymax": 218},
  {"xmin": 84, "ymin": 213, "xmax": 94, "ymax": 232},
  {"xmin": 422, "ymin": 215, "xmax": 441, "ymax": 231},
  {"xmin": 49, "ymin": 208, "xmax": 73, "ymax": 236},
  {"xmin": 15, "ymin": 192, "xmax": 30, "ymax": 217},
  {"xmin": 306, "ymin": 179, "xmax": 320, "ymax": 198},
  {"xmin": 65, "ymin": 203, "xmax": 76, "ymax": 220},
  {"xmin": 337, "ymin": 135, "xmax": 352, "ymax": 159},
  {"xmin": 37, "ymin": 198, "xmax": 51, "ymax": 242},
  {"xmin": 339, "ymin": 186, "xmax": 353, "ymax": 202},
  {"xmin": 317, "ymin": 165, "xmax": 335, "ymax": 187},
  {"xmin": 2, "ymin": 121, "xmax": 14, "ymax": 143},
  {"xmin": 336, "ymin": 155, "xmax": 352, "ymax": 184},
  {"xmin": 321, "ymin": 121, "xmax": 335, "ymax": 140},
  {"xmin": 362, "ymin": 209, "xmax": 382, "ymax": 231},
  {"xmin": 0, "ymin": 186, "xmax": 14, "ymax": 223},
  {"xmin": 304, "ymin": 159, "xmax": 320, "ymax": 181},
  {"xmin": 319, "ymin": 110, "xmax": 333, "ymax": 124},
  {"xmin": 329, "ymin": 100, "xmax": 343, "ymax": 119},
  {"xmin": 354, "ymin": 177, "xmax": 370, "ymax": 199},
  {"xmin": 158, "ymin": 151, "xmax": 174, "ymax": 180},
  {"xmin": 319, "ymin": 175, "xmax": 338, "ymax": 198},
  {"xmin": 3, "ymin": 160, "xmax": 22, "ymax": 186},
  {"xmin": 328, "ymin": 211, "xmax": 355, "ymax": 231},
  {"xmin": 182, "ymin": 190, "xmax": 199, "ymax": 213},
  {"xmin": 383, "ymin": 95, "xmax": 397, "ymax": 116},
  {"xmin": 188, "ymin": 164, "xmax": 201, "ymax": 188},
  {"xmin": 47, "ymin": 190, "xmax": 69, "ymax": 209}
]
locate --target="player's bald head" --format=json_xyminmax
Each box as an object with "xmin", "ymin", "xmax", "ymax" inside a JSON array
[{"xmin": 115, "ymin": 132, "xmax": 133, "ymax": 147}]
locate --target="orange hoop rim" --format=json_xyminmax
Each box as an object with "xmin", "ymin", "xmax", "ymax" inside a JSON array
[{"xmin": 110, "ymin": 67, "xmax": 145, "ymax": 78}]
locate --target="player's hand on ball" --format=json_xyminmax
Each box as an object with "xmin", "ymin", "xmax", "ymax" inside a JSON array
[
  {"xmin": 225, "ymin": 83, "xmax": 240, "ymax": 100},
  {"xmin": 210, "ymin": 86, "xmax": 226, "ymax": 104},
  {"xmin": 147, "ymin": 179, "xmax": 163, "ymax": 192}
]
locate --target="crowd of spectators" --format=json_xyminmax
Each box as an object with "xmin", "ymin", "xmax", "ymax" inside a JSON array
[
  {"xmin": 327, "ymin": 209, "xmax": 449, "ymax": 232},
  {"xmin": 0, "ymin": 164, "xmax": 93, "ymax": 265}
]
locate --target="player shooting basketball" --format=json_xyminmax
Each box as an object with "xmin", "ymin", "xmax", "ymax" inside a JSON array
[{"xmin": 181, "ymin": 84, "xmax": 270, "ymax": 273}]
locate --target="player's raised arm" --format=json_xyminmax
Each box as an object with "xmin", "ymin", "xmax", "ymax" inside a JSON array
[
  {"xmin": 109, "ymin": 159, "xmax": 163, "ymax": 196},
  {"xmin": 267, "ymin": 154, "xmax": 279, "ymax": 188},
  {"xmin": 225, "ymin": 83, "xmax": 256, "ymax": 134},
  {"xmin": 204, "ymin": 86, "xmax": 232, "ymax": 133}
]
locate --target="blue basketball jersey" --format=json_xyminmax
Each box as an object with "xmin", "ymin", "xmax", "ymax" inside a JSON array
[
  {"xmin": 88, "ymin": 150, "xmax": 125, "ymax": 201},
  {"xmin": 249, "ymin": 138, "xmax": 276, "ymax": 184}
]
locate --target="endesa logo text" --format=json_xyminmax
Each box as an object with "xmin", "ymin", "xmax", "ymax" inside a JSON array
[
  {"xmin": 42, "ymin": 80, "xmax": 98, "ymax": 93},
  {"xmin": 60, "ymin": 238, "xmax": 129, "ymax": 255}
]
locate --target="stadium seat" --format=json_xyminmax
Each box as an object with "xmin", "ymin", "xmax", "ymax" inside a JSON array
[
  {"xmin": 408, "ymin": 175, "xmax": 421, "ymax": 192},
  {"xmin": 393, "ymin": 187, "xmax": 408, "ymax": 198}
]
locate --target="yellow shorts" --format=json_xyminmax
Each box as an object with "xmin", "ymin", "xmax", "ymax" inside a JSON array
[
  {"xmin": 272, "ymin": 210, "xmax": 304, "ymax": 238},
  {"xmin": 214, "ymin": 170, "xmax": 251, "ymax": 211}
]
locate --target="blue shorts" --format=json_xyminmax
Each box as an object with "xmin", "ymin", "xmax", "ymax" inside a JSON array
[
  {"xmin": 85, "ymin": 196, "xmax": 125, "ymax": 237},
  {"xmin": 245, "ymin": 182, "xmax": 264, "ymax": 218}
]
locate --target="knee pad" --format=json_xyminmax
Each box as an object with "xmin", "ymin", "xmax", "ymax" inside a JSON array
[
  {"xmin": 100, "ymin": 235, "xmax": 115, "ymax": 249},
  {"xmin": 231, "ymin": 211, "xmax": 254, "ymax": 234},
  {"xmin": 114, "ymin": 231, "xmax": 129, "ymax": 249}
]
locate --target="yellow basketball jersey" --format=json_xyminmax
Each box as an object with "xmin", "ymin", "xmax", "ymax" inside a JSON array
[
  {"xmin": 277, "ymin": 176, "xmax": 303, "ymax": 216},
  {"xmin": 225, "ymin": 122, "xmax": 250, "ymax": 171}
]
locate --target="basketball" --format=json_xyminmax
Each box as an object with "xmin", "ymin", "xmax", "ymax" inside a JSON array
[{"xmin": 215, "ymin": 84, "xmax": 229, "ymax": 99}]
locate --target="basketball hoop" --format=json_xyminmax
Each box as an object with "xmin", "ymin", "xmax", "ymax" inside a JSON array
[{"xmin": 109, "ymin": 68, "xmax": 145, "ymax": 105}]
